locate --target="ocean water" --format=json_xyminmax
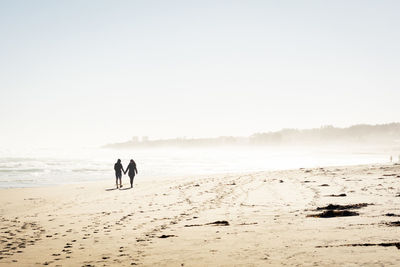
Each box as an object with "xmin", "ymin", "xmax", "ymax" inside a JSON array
[{"xmin": 0, "ymin": 146, "xmax": 394, "ymax": 188}]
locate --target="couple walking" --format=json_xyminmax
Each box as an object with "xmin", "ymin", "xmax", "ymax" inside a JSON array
[{"xmin": 114, "ymin": 159, "xmax": 138, "ymax": 188}]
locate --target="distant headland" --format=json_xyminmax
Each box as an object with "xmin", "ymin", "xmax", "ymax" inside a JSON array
[{"xmin": 103, "ymin": 122, "xmax": 400, "ymax": 149}]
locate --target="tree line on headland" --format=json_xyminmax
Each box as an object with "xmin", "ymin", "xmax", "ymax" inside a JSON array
[{"xmin": 103, "ymin": 123, "xmax": 400, "ymax": 149}]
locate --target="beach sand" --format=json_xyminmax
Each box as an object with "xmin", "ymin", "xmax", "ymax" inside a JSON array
[{"xmin": 1, "ymin": 164, "xmax": 400, "ymax": 266}]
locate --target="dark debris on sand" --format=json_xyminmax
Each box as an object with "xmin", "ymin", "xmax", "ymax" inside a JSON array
[
  {"xmin": 308, "ymin": 203, "xmax": 371, "ymax": 218},
  {"xmin": 184, "ymin": 224, "xmax": 203, "ymax": 227},
  {"xmin": 316, "ymin": 203, "xmax": 370, "ymax": 211},
  {"xmin": 326, "ymin": 193, "xmax": 347, "ymax": 197},
  {"xmin": 384, "ymin": 221, "xmax": 400, "ymax": 226},
  {"xmin": 206, "ymin": 220, "xmax": 230, "ymax": 226},
  {"xmin": 158, "ymin": 234, "xmax": 176, "ymax": 239},
  {"xmin": 317, "ymin": 242, "xmax": 400, "ymax": 250},
  {"xmin": 385, "ymin": 213, "xmax": 400, "ymax": 217},
  {"xmin": 185, "ymin": 220, "xmax": 230, "ymax": 227},
  {"xmin": 307, "ymin": 210, "xmax": 359, "ymax": 218}
]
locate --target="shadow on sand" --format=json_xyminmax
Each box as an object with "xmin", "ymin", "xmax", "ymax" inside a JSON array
[{"xmin": 105, "ymin": 188, "xmax": 118, "ymax": 191}]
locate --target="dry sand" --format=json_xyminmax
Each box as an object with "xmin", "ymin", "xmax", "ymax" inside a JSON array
[{"xmin": 1, "ymin": 164, "xmax": 400, "ymax": 266}]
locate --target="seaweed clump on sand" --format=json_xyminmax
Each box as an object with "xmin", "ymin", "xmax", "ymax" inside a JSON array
[
  {"xmin": 326, "ymin": 193, "xmax": 347, "ymax": 197},
  {"xmin": 316, "ymin": 203, "xmax": 370, "ymax": 211},
  {"xmin": 159, "ymin": 234, "xmax": 176, "ymax": 238},
  {"xmin": 385, "ymin": 213, "xmax": 400, "ymax": 217},
  {"xmin": 384, "ymin": 221, "xmax": 400, "ymax": 226},
  {"xmin": 308, "ymin": 203, "xmax": 371, "ymax": 218},
  {"xmin": 184, "ymin": 220, "xmax": 230, "ymax": 227},
  {"xmin": 317, "ymin": 242, "xmax": 400, "ymax": 249},
  {"xmin": 307, "ymin": 210, "xmax": 359, "ymax": 218},
  {"xmin": 206, "ymin": 220, "xmax": 229, "ymax": 226}
]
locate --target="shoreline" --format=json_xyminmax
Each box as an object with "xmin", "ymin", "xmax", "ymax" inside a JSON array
[
  {"xmin": 0, "ymin": 161, "xmax": 393, "ymax": 190},
  {"xmin": 1, "ymin": 163, "xmax": 400, "ymax": 266}
]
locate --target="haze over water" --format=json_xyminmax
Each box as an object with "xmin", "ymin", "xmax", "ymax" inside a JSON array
[{"xmin": 0, "ymin": 145, "xmax": 392, "ymax": 188}]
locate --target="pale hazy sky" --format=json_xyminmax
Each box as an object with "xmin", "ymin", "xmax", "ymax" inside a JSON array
[{"xmin": 1, "ymin": 1, "xmax": 399, "ymax": 148}]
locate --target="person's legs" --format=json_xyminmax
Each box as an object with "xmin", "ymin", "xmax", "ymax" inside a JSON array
[
  {"xmin": 116, "ymin": 173, "xmax": 122, "ymax": 188},
  {"xmin": 129, "ymin": 175, "xmax": 134, "ymax": 188},
  {"xmin": 115, "ymin": 173, "xmax": 119, "ymax": 188}
]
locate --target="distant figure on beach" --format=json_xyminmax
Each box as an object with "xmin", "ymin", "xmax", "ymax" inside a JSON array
[
  {"xmin": 114, "ymin": 159, "xmax": 125, "ymax": 188},
  {"xmin": 124, "ymin": 159, "xmax": 138, "ymax": 188}
]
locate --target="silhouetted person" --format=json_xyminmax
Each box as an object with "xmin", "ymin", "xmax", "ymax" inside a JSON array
[
  {"xmin": 114, "ymin": 159, "xmax": 125, "ymax": 188},
  {"xmin": 124, "ymin": 159, "xmax": 138, "ymax": 188}
]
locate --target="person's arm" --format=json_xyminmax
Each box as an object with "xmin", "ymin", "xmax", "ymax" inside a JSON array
[{"xmin": 122, "ymin": 165, "xmax": 126, "ymax": 174}]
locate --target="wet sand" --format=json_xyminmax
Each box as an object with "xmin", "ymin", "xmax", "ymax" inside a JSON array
[{"xmin": 1, "ymin": 163, "xmax": 400, "ymax": 266}]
